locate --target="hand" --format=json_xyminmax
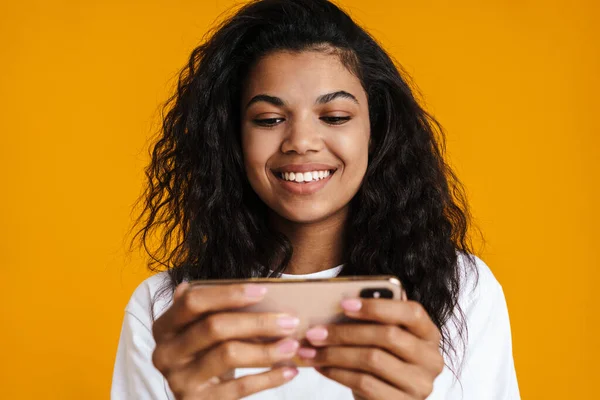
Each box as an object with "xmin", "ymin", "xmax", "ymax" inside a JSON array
[
  {"xmin": 152, "ymin": 282, "xmax": 301, "ymax": 399},
  {"xmin": 297, "ymin": 298, "xmax": 445, "ymax": 400}
]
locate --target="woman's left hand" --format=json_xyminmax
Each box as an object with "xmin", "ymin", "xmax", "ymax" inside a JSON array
[{"xmin": 298, "ymin": 298, "xmax": 445, "ymax": 400}]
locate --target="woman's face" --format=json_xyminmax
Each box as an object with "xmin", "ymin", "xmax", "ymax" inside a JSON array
[{"xmin": 240, "ymin": 50, "xmax": 370, "ymax": 224}]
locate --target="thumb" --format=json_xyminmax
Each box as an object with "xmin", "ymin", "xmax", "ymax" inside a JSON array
[{"xmin": 173, "ymin": 281, "xmax": 190, "ymax": 301}]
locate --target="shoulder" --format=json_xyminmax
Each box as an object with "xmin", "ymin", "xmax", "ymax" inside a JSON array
[
  {"xmin": 456, "ymin": 251, "xmax": 504, "ymax": 308},
  {"xmin": 443, "ymin": 252, "xmax": 510, "ymax": 347},
  {"xmin": 123, "ymin": 271, "xmax": 174, "ymax": 330},
  {"xmin": 442, "ymin": 253, "xmax": 520, "ymax": 397},
  {"xmin": 451, "ymin": 251, "xmax": 513, "ymax": 347}
]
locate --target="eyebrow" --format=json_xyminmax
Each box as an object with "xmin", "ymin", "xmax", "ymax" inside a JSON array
[{"xmin": 245, "ymin": 90, "xmax": 359, "ymax": 109}]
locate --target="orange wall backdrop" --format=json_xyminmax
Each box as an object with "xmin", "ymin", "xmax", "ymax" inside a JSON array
[{"xmin": 1, "ymin": 0, "xmax": 598, "ymax": 398}]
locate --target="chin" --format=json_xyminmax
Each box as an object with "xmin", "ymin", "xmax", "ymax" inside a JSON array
[
  {"xmin": 271, "ymin": 202, "xmax": 343, "ymax": 225},
  {"xmin": 280, "ymin": 213, "xmax": 328, "ymax": 224}
]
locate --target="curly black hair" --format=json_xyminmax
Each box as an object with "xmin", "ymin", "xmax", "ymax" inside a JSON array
[{"xmin": 133, "ymin": 0, "xmax": 479, "ymax": 374}]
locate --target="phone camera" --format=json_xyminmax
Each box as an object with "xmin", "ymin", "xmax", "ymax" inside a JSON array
[{"xmin": 359, "ymin": 288, "xmax": 393, "ymax": 299}]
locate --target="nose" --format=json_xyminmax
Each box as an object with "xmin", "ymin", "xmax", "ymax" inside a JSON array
[{"xmin": 280, "ymin": 116, "xmax": 324, "ymax": 155}]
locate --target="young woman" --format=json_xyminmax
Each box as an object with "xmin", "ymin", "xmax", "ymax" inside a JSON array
[{"xmin": 111, "ymin": 0, "xmax": 520, "ymax": 399}]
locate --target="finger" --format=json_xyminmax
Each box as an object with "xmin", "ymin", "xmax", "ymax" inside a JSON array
[
  {"xmin": 173, "ymin": 282, "xmax": 190, "ymax": 301},
  {"xmin": 157, "ymin": 312, "xmax": 300, "ymax": 368},
  {"xmin": 153, "ymin": 283, "xmax": 268, "ymax": 342},
  {"xmin": 301, "ymin": 345, "xmax": 427, "ymax": 395},
  {"xmin": 209, "ymin": 367, "xmax": 299, "ymax": 400},
  {"xmin": 167, "ymin": 375, "xmax": 221, "ymax": 399},
  {"xmin": 304, "ymin": 324, "xmax": 444, "ymax": 371},
  {"xmin": 316, "ymin": 367, "xmax": 409, "ymax": 400},
  {"xmin": 340, "ymin": 298, "xmax": 441, "ymax": 343},
  {"xmin": 171, "ymin": 338, "xmax": 300, "ymax": 385}
]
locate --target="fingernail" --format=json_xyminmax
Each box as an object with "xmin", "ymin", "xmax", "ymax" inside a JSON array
[
  {"xmin": 174, "ymin": 282, "xmax": 189, "ymax": 299},
  {"xmin": 277, "ymin": 315, "xmax": 300, "ymax": 330},
  {"xmin": 245, "ymin": 284, "xmax": 267, "ymax": 298},
  {"xmin": 277, "ymin": 339, "xmax": 299, "ymax": 355},
  {"xmin": 282, "ymin": 367, "xmax": 298, "ymax": 380},
  {"xmin": 341, "ymin": 298, "xmax": 362, "ymax": 311},
  {"xmin": 306, "ymin": 327, "xmax": 328, "ymax": 342},
  {"xmin": 298, "ymin": 347, "xmax": 317, "ymax": 359}
]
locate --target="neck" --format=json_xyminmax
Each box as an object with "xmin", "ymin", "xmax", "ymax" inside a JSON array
[{"xmin": 269, "ymin": 207, "xmax": 348, "ymax": 275}]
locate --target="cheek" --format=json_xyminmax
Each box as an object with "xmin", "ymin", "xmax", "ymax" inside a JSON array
[
  {"xmin": 242, "ymin": 131, "xmax": 280, "ymax": 180},
  {"xmin": 332, "ymin": 128, "xmax": 370, "ymax": 177}
]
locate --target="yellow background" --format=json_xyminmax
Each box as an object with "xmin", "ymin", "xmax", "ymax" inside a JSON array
[{"xmin": 1, "ymin": 0, "xmax": 597, "ymax": 398}]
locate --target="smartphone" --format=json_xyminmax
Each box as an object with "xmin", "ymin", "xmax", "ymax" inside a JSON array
[{"xmin": 190, "ymin": 275, "xmax": 406, "ymax": 340}]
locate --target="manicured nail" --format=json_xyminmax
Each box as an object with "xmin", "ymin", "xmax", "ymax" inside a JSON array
[
  {"xmin": 282, "ymin": 367, "xmax": 299, "ymax": 380},
  {"xmin": 245, "ymin": 284, "xmax": 267, "ymax": 298},
  {"xmin": 207, "ymin": 376, "xmax": 220, "ymax": 385},
  {"xmin": 341, "ymin": 298, "xmax": 362, "ymax": 311},
  {"xmin": 174, "ymin": 282, "xmax": 190, "ymax": 298},
  {"xmin": 277, "ymin": 315, "xmax": 300, "ymax": 330},
  {"xmin": 298, "ymin": 347, "xmax": 317, "ymax": 359},
  {"xmin": 306, "ymin": 327, "xmax": 328, "ymax": 342},
  {"xmin": 277, "ymin": 339, "xmax": 299, "ymax": 355}
]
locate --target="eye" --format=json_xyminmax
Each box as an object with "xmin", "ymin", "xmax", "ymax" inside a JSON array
[
  {"xmin": 321, "ymin": 116, "xmax": 351, "ymax": 125},
  {"xmin": 253, "ymin": 117, "xmax": 285, "ymax": 127}
]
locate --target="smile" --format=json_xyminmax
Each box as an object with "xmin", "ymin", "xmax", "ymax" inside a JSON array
[
  {"xmin": 277, "ymin": 169, "xmax": 333, "ymax": 183},
  {"xmin": 271, "ymin": 165, "xmax": 337, "ymax": 195}
]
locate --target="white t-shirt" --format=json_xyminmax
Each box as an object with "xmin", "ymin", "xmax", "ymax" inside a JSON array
[{"xmin": 111, "ymin": 254, "xmax": 520, "ymax": 399}]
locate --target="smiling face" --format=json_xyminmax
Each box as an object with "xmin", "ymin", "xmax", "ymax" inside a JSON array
[{"xmin": 240, "ymin": 50, "xmax": 370, "ymax": 224}]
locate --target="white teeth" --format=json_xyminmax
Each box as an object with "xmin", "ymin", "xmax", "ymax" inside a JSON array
[{"xmin": 278, "ymin": 169, "xmax": 333, "ymax": 182}]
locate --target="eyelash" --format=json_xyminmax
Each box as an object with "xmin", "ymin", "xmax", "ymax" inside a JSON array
[{"xmin": 253, "ymin": 116, "xmax": 351, "ymax": 127}]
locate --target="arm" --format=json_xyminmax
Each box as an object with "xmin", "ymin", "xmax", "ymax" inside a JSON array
[
  {"xmin": 111, "ymin": 277, "xmax": 301, "ymax": 400},
  {"xmin": 452, "ymin": 275, "xmax": 520, "ymax": 400},
  {"xmin": 111, "ymin": 309, "xmax": 174, "ymax": 400}
]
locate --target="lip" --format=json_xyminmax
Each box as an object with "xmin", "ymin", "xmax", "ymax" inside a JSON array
[
  {"xmin": 271, "ymin": 169, "xmax": 335, "ymax": 195},
  {"xmin": 272, "ymin": 163, "xmax": 337, "ymax": 174}
]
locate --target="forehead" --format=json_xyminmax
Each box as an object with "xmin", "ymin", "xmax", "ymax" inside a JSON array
[{"xmin": 242, "ymin": 50, "xmax": 366, "ymax": 102}]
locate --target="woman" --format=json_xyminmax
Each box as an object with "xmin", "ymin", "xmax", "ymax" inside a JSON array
[{"xmin": 111, "ymin": 0, "xmax": 520, "ymax": 399}]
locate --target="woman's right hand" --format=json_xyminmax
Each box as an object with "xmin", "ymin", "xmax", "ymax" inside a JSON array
[{"xmin": 151, "ymin": 282, "xmax": 300, "ymax": 399}]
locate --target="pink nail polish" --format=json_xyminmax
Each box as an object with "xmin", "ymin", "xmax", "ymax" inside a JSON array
[
  {"xmin": 298, "ymin": 347, "xmax": 317, "ymax": 359},
  {"xmin": 341, "ymin": 298, "xmax": 362, "ymax": 311},
  {"xmin": 277, "ymin": 339, "xmax": 299, "ymax": 355},
  {"xmin": 306, "ymin": 327, "xmax": 328, "ymax": 341},
  {"xmin": 283, "ymin": 368, "xmax": 298, "ymax": 380},
  {"xmin": 245, "ymin": 284, "xmax": 267, "ymax": 298},
  {"xmin": 277, "ymin": 315, "xmax": 300, "ymax": 330}
]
